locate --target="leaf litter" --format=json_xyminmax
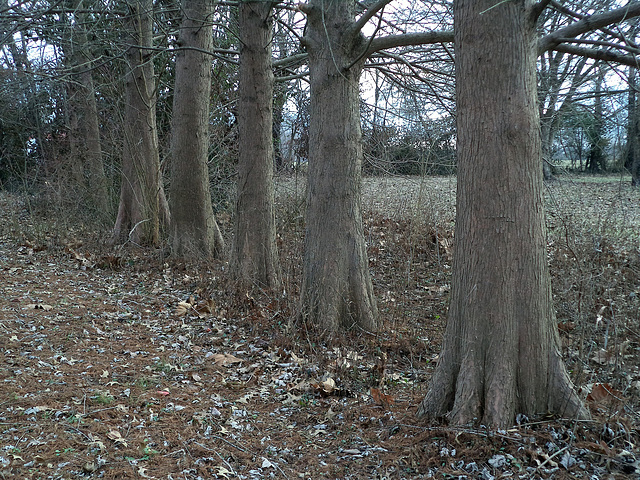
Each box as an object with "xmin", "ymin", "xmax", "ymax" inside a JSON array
[{"xmin": 0, "ymin": 175, "xmax": 639, "ymax": 479}]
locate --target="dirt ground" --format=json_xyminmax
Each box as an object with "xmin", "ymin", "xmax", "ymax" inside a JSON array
[{"xmin": 0, "ymin": 174, "xmax": 638, "ymax": 479}]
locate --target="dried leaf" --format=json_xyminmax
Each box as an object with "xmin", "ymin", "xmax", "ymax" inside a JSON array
[
  {"xmin": 438, "ymin": 237, "xmax": 453, "ymax": 260},
  {"xmin": 591, "ymin": 349, "xmax": 615, "ymax": 365},
  {"xmin": 106, "ymin": 430, "xmax": 127, "ymax": 447},
  {"xmin": 175, "ymin": 301, "xmax": 192, "ymax": 317},
  {"xmin": 68, "ymin": 248, "xmax": 92, "ymax": 268},
  {"xmin": 195, "ymin": 298, "xmax": 215, "ymax": 316},
  {"xmin": 290, "ymin": 351, "xmax": 306, "ymax": 365},
  {"xmin": 311, "ymin": 377, "xmax": 336, "ymax": 395},
  {"xmin": 372, "ymin": 352, "xmax": 388, "ymax": 387},
  {"xmin": 370, "ymin": 387, "xmax": 395, "ymax": 409},
  {"xmin": 211, "ymin": 353, "xmax": 242, "ymax": 366},
  {"xmin": 557, "ymin": 322, "xmax": 575, "ymax": 333},
  {"xmin": 215, "ymin": 466, "xmax": 232, "ymax": 478},
  {"xmin": 586, "ymin": 383, "xmax": 624, "ymax": 404},
  {"xmin": 321, "ymin": 377, "xmax": 336, "ymax": 393},
  {"xmin": 24, "ymin": 303, "xmax": 53, "ymax": 311}
]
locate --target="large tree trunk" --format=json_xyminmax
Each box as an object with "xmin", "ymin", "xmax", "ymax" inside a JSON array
[
  {"xmin": 169, "ymin": 0, "xmax": 224, "ymax": 258},
  {"xmin": 65, "ymin": 1, "xmax": 110, "ymax": 216},
  {"xmin": 113, "ymin": 0, "xmax": 169, "ymax": 246},
  {"xmin": 231, "ymin": 0, "xmax": 280, "ymax": 288},
  {"xmin": 417, "ymin": 0, "xmax": 588, "ymax": 428},
  {"xmin": 299, "ymin": 0, "xmax": 378, "ymax": 333}
]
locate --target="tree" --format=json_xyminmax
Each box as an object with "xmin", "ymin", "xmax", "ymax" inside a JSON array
[
  {"xmin": 271, "ymin": 9, "xmax": 305, "ymax": 171},
  {"xmin": 169, "ymin": 0, "xmax": 224, "ymax": 258},
  {"xmin": 626, "ymin": 65, "xmax": 640, "ymax": 185},
  {"xmin": 585, "ymin": 66, "xmax": 607, "ymax": 173},
  {"xmin": 113, "ymin": 0, "xmax": 170, "ymax": 245},
  {"xmin": 417, "ymin": 0, "xmax": 590, "ymax": 427},
  {"xmin": 63, "ymin": 0, "xmax": 110, "ymax": 215},
  {"xmin": 231, "ymin": 0, "xmax": 281, "ymax": 288},
  {"xmin": 537, "ymin": 49, "xmax": 594, "ymax": 179},
  {"xmin": 298, "ymin": 0, "xmax": 452, "ymax": 333},
  {"xmin": 0, "ymin": 0, "xmax": 52, "ymax": 190},
  {"xmin": 537, "ymin": 1, "xmax": 640, "ymax": 178},
  {"xmin": 298, "ymin": 0, "xmax": 378, "ymax": 332}
]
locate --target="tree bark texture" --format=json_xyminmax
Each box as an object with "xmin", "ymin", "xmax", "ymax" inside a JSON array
[
  {"xmin": 232, "ymin": 0, "xmax": 280, "ymax": 288},
  {"xmin": 113, "ymin": 0, "xmax": 169, "ymax": 246},
  {"xmin": 300, "ymin": 0, "xmax": 378, "ymax": 333},
  {"xmin": 417, "ymin": 0, "xmax": 589, "ymax": 428},
  {"xmin": 169, "ymin": 0, "xmax": 224, "ymax": 258},
  {"xmin": 65, "ymin": 1, "xmax": 110, "ymax": 216}
]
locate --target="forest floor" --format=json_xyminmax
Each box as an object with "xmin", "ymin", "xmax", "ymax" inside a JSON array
[{"xmin": 0, "ymin": 174, "xmax": 639, "ymax": 479}]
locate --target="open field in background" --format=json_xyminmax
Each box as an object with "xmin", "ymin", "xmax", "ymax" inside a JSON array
[{"xmin": 0, "ymin": 174, "xmax": 638, "ymax": 479}]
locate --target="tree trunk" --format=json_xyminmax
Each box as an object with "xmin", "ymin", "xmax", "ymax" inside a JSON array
[
  {"xmin": 113, "ymin": 0, "xmax": 169, "ymax": 246},
  {"xmin": 299, "ymin": 0, "xmax": 378, "ymax": 333},
  {"xmin": 626, "ymin": 66, "xmax": 640, "ymax": 186},
  {"xmin": 272, "ymin": 82, "xmax": 287, "ymax": 171},
  {"xmin": 169, "ymin": 0, "xmax": 224, "ymax": 258},
  {"xmin": 586, "ymin": 68, "xmax": 606, "ymax": 173},
  {"xmin": 417, "ymin": 0, "xmax": 588, "ymax": 428},
  {"xmin": 65, "ymin": 1, "xmax": 110, "ymax": 216},
  {"xmin": 231, "ymin": 0, "xmax": 280, "ymax": 288}
]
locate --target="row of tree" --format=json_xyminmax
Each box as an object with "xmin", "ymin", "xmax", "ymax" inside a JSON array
[
  {"xmin": 2, "ymin": 0, "xmax": 640, "ymax": 427},
  {"xmin": 1, "ymin": 2, "xmax": 639, "ymax": 195}
]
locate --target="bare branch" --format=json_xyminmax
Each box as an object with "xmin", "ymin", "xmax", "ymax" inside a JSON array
[
  {"xmin": 551, "ymin": 43, "xmax": 640, "ymax": 68},
  {"xmin": 352, "ymin": 0, "xmax": 394, "ymax": 35},
  {"xmin": 539, "ymin": 2, "xmax": 640, "ymax": 53},
  {"xmin": 297, "ymin": 2, "xmax": 312, "ymax": 15},
  {"xmin": 556, "ymin": 37, "xmax": 640, "ymax": 55},
  {"xmin": 366, "ymin": 31, "xmax": 454, "ymax": 57},
  {"xmin": 531, "ymin": 0, "xmax": 553, "ymax": 23},
  {"xmin": 275, "ymin": 71, "xmax": 309, "ymax": 82},
  {"xmin": 273, "ymin": 52, "xmax": 307, "ymax": 69},
  {"xmin": 548, "ymin": 0, "xmax": 631, "ymax": 45}
]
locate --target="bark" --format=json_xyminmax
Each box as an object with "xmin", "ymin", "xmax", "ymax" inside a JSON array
[
  {"xmin": 113, "ymin": 0, "xmax": 169, "ymax": 246},
  {"xmin": 232, "ymin": 0, "xmax": 280, "ymax": 288},
  {"xmin": 273, "ymin": 82, "xmax": 287, "ymax": 171},
  {"xmin": 299, "ymin": 0, "xmax": 378, "ymax": 333},
  {"xmin": 625, "ymin": 65, "xmax": 640, "ymax": 186},
  {"xmin": 169, "ymin": 0, "xmax": 224, "ymax": 258},
  {"xmin": 586, "ymin": 69, "xmax": 606, "ymax": 173},
  {"xmin": 417, "ymin": 0, "xmax": 589, "ymax": 428},
  {"xmin": 65, "ymin": 1, "xmax": 110, "ymax": 216}
]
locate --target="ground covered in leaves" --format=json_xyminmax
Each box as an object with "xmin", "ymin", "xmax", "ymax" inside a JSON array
[{"xmin": 0, "ymin": 174, "xmax": 639, "ymax": 479}]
